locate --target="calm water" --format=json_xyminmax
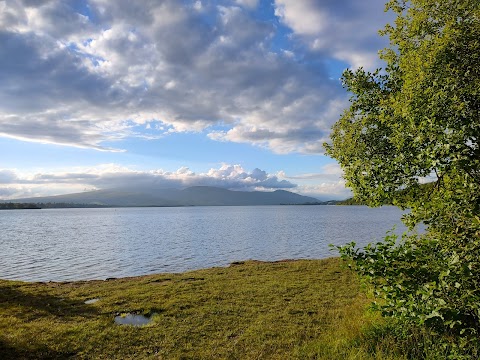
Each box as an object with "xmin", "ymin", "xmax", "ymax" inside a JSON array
[{"xmin": 1, "ymin": 206, "xmax": 410, "ymax": 282}]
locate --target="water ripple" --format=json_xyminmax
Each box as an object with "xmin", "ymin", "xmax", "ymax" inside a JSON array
[{"xmin": 0, "ymin": 206, "xmax": 415, "ymax": 282}]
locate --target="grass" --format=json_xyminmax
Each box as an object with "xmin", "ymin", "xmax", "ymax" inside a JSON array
[{"xmin": 0, "ymin": 258, "xmax": 409, "ymax": 359}]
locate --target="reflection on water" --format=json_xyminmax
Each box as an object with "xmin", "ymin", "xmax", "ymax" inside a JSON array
[
  {"xmin": 114, "ymin": 313, "xmax": 153, "ymax": 326},
  {"xmin": 84, "ymin": 298, "xmax": 100, "ymax": 304},
  {"xmin": 0, "ymin": 205, "xmax": 415, "ymax": 282}
]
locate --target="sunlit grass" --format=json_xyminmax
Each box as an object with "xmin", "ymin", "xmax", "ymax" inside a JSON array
[{"xmin": 1, "ymin": 258, "xmax": 410, "ymax": 359}]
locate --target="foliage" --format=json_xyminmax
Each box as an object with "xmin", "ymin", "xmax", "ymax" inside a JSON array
[
  {"xmin": 0, "ymin": 202, "xmax": 111, "ymax": 209},
  {"xmin": 325, "ymin": 0, "xmax": 480, "ymax": 356},
  {"xmin": 0, "ymin": 203, "xmax": 41, "ymax": 209},
  {"xmin": 337, "ymin": 182, "xmax": 436, "ymax": 205},
  {"xmin": 336, "ymin": 197, "xmax": 368, "ymax": 205}
]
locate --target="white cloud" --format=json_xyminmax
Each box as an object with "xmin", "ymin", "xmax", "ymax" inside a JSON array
[
  {"xmin": 0, "ymin": 162, "xmax": 355, "ymax": 200},
  {"xmin": 277, "ymin": 163, "xmax": 350, "ymax": 200},
  {"xmin": 274, "ymin": 0, "xmax": 394, "ymax": 69},
  {"xmin": 296, "ymin": 182, "xmax": 351, "ymax": 200},
  {"xmin": 0, "ymin": 0, "xmax": 389, "ymax": 154},
  {"xmin": 274, "ymin": 0, "xmax": 327, "ymax": 35},
  {"xmin": 235, "ymin": 0, "xmax": 259, "ymax": 9},
  {"xmin": 193, "ymin": 1, "xmax": 202, "ymax": 11},
  {"xmin": 0, "ymin": 164, "xmax": 298, "ymax": 199}
]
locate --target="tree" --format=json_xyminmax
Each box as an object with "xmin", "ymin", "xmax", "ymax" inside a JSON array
[{"xmin": 324, "ymin": 0, "xmax": 480, "ymax": 354}]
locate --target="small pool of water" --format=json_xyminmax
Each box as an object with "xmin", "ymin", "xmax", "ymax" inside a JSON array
[
  {"xmin": 114, "ymin": 313, "xmax": 153, "ymax": 326},
  {"xmin": 84, "ymin": 298, "xmax": 100, "ymax": 304}
]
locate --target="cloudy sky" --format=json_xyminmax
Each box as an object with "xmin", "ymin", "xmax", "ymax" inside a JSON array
[{"xmin": 0, "ymin": 0, "xmax": 394, "ymax": 200}]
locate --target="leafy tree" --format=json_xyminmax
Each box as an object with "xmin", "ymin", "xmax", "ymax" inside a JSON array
[{"xmin": 325, "ymin": 0, "xmax": 480, "ymax": 354}]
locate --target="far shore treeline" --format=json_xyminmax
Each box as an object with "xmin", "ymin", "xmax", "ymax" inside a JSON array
[
  {"xmin": 0, "ymin": 186, "xmax": 343, "ymax": 208},
  {"xmin": 0, "ymin": 201, "xmax": 341, "ymax": 209},
  {"xmin": 0, "ymin": 202, "xmax": 109, "ymax": 209}
]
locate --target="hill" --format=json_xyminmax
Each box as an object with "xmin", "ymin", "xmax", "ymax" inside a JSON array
[{"xmin": 3, "ymin": 186, "xmax": 322, "ymax": 207}]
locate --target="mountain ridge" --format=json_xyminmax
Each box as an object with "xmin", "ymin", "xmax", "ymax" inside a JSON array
[{"xmin": 2, "ymin": 186, "xmax": 324, "ymax": 207}]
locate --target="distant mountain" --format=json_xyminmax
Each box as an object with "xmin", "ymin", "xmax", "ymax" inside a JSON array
[
  {"xmin": 171, "ymin": 187, "xmax": 320, "ymax": 206},
  {"xmin": 3, "ymin": 186, "xmax": 323, "ymax": 207},
  {"xmin": 4, "ymin": 189, "xmax": 180, "ymax": 207}
]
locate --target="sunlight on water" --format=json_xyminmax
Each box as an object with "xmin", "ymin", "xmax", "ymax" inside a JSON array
[{"xmin": 0, "ymin": 206, "xmax": 414, "ymax": 282}]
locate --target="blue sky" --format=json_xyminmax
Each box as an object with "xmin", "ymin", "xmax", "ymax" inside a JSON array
[{"xmin": 0, "ymin": 0, "xmax": 393, "ymax": 200}]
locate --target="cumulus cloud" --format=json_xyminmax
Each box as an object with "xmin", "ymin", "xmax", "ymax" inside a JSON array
[
  {"xmin": 0, "ymin": 0, "xmax": 389, "ymax": 154},
  {"xmin": 0, "ymin": 163, "xmax": 355, "ymax": 200},
  {"xmin": 0, "ymin": 164, "xmax": 297, "ymax": 199},
  {"xmin": 277, "ymin": 163, "xmax": 351, "ymax": 200},
  {"xmin": 274, "ymin": 0, "xmax": 394, "ymax": 69}
]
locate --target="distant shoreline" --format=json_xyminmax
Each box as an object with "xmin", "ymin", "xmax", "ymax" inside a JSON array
[
  {"xmin": 0, "ymin": 204, "xmax": 41, "ymax": 210},
  {"xmin": 0, "ymin": 202, "xmax": 343, "ymax": 209},
  {"xmin": 2, "ymin": 257, "xmax": 325, "ymax": 284}
]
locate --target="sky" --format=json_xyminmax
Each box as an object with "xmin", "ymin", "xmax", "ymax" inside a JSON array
[{"xmin": 0, "ymin": 0, "xmax": 394, "ymax": 200}]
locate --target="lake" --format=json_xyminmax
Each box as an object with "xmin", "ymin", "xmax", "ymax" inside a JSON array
[{"xmin": 1, "ymin": 205, "xmax": 411, "ymax": 282}]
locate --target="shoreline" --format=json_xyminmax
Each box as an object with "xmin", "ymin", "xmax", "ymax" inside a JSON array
[
  {"xmin": 0, "ymin": 257, "xmax": 391, "ymax": 359},
  {"xmin": 0, "ymin": 257, "xmax": 326, "ymax": 285}
]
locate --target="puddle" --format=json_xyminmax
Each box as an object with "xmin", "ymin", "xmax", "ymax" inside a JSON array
[
  {"xmin": 84, "ymin": 298, "xmax": 100, "ymax": 304},
  {"xmin": 114, "ymin": 313, "xmax": 153, "ymax": 326}
]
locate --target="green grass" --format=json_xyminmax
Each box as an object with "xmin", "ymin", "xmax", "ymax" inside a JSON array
[{"xmin": 0, "ymin": 258, "xmax": 408, "ymax": 359}]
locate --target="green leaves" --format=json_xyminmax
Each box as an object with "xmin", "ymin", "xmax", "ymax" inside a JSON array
[{"xmin": 326, "ymin": 0, "xmax": 480, "ymax": 356}]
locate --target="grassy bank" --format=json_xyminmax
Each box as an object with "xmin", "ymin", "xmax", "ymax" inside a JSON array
[{"xmin": 1, "ymin": 258, "xmax": 404, "ymax": 359}]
